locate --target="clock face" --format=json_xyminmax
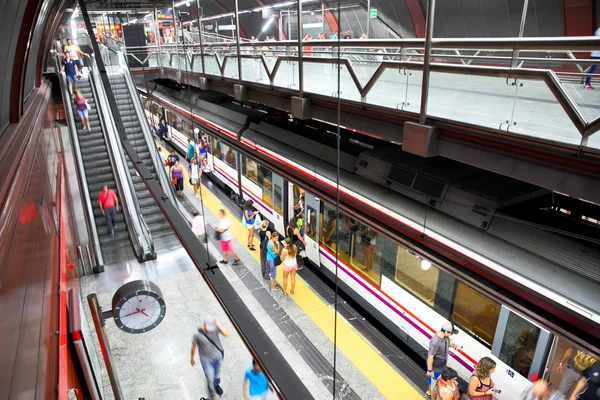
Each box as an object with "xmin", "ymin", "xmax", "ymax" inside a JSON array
[{"xmin": 111, "ymin": 280, "xmax": 166, "ymax": 334}]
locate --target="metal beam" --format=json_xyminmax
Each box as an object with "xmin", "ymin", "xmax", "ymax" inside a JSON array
[{"xmin": 419, "ymin": 0, "xmax": 436, "ymax": 125}]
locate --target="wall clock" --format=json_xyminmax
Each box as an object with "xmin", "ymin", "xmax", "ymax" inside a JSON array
[{"xmin": 111, "ymin": 280, "xmax": 166, "ymax": 334}]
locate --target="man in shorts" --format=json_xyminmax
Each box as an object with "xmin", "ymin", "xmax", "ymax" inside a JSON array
[
  {"xmin": 557, "ymin": 344, "xmax": 597, "ymax": 396},
  {"xmin": 216, "ymin": 209, "xmax": 239, "ymax": 265},
  {"xmin": 427, "ymin": 321, "xmax": 460, "ymax": 399},
  {"xmin": 64, "ymin": 38, "xmax": 88, "ymax": 78},
  {"xmin": 59, "ymin": 53, "xmax": 79, "ymax": 97}
]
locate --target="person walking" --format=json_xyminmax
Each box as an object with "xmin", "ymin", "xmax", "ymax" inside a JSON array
[
  {"xmin": 168, "ymin": 149, "xmax": 179, "ymax": 167},
  {"xmin": 216, "ymin": 209, "xmax": 240, "ymax": 265},
  {"xmin": 187, "ymin": 138, "xmax": 195, "ymax": 163},
  {"xmin": 73, "ymin": 91, "xmax": 91, "ymax": 130},
  {"xmin": 557, "ymin": 345, "xmax": 597, "ymax": 397},
  {"xmin": 59, "ymin": 53, "xmax": 79, "ymax": 97},
  {"xmin": 584, "ymin": 27, "xmax": 600, "ymax": 89},
  {"xmin": 243, "ymin": 359, "xmax": 270, "ymax": 400},
  {"xmin": 259, "ymin": 221, "xmax": 271, "ymax": 280},
  {"xmin": 468, "ymin": 357, "xmax": 499, "ymax": 399},
  {"xmin": 435, "ymin": 367, "xmax": 461, "ymax": 400},
  {"xmin": 64, "ymin": 38, "xmax": 88, "ymax": 78},
  {"xmin": 158, "ymin": 116, "xmax": 168, "ymax": 141},
  {"xmin": 190, "ymin": 157, "xmax": 202, "ymax": 199},
  {"xmin": 281, "ymin": 237, "xmax": 298, "ymax": 295},
  {"xmin": 192, "ymin": 209, "xmax": 206, "ymax": 243},
  {"xmin": 427, "ymin": 321, "xmax": 460, "ymax": 399},
  {"xmin": 521, "ymin": 379, "xmax": 565, "ymax": 400},
  {"xmin": 170, "ymin": 160, "xmax": 184, "ymax": 198},
  {"xmin": 569, "ymin": 361, "xmax": 600, "ymax": 400},
  {"xmin": 190, "ymin": 316, "xmax": 230, "ymax": 398},
  {"xmin": 243, "ymin": 200, "xmax": 259, "ymax": 251},
  {"xmin": 266, "ymin": 231, "xmax": 282, "ymax": 292},
  {"xmin": 98, "ymin": 185, "xmax": 119, "ymax": 237}
]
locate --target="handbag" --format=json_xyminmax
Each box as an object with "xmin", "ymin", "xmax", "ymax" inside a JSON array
[
  {"xmin": 171, "ymin": 178, "xmax": 177, "ymax": 184},
  {"xmin": 253, "ymin": 214, "xmax": 262, "ymax": 230},
  {"xmin": 85, "ymin": 103, "xmax": 91, "ymax": 110},
  {"xmin": 273, "ymin": 255, "xmax": 282, "ymax": 265},
  {"xmin": 198, "ymin": 329, "xmax": 224, "ymax": 357}
]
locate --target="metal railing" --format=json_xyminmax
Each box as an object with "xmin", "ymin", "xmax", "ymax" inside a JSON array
[
  {"xmin": 52, "ymin": 50, "xmax": 104, "ymax": 273},
  {"xmin": 124, "ymin": 36, "xmax": 600, "ymax": 148},
  {"xmin": 87, "ymin": 51, "xmax": 156, "ymax": 261}
]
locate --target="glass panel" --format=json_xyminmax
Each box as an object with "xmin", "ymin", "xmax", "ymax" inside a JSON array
[
  {"xmin": 148, "ymin": 53, "xmax": 159, "ymax": 67},
  {"xmin": 306, "ymin": 205, "xmax": 317, "ymax": 241},
  {"xmin": 392, "ymin": 249, "xmax": 439, "ymax": 306},
  {"xmin": 160, "ymin": 52, "xmax": 171, "ymax": 67},
  {"xmin": 191, "ymin": 54, "xmax": 203, "ymax": 73},
  {"xmin": 293, "ymin": 186, "xmax": 305, "ymax": 218},
  {"xmin": 588, "ymin": 133, "xmax": 600, "ymax": 150},
  {"xmin": 258, "ymin": 165, "xmax": 273, "ymax": 207},
  {"xmin": 498, "ymin": 311, "xmax": 542, "ymax": 378},
  {"xmin": 367, "ymin": 68, "xmax": 422, "ymax": 114},
  {"xmin": 241, "ymin": 58, "xmax": 270, "ymax": 85},
  {"xmin": 223, "ymin": 56, "xmax": 239, "ymax": 80},
  {"xmin": 242, "ymin": 155, "xmax": 258, "ymax": 184},
  {"xmin": 512, "ymin": 79, "xmax": 582, "ymax": 146},
  {"xmin": 428, "ymin": 72, "xmax": 515, "ymax": 132},
  {"xmin": 273, "ymin": 61, "xmax": 299, "ymax": 90},
  {"xmin": 204, "ymin": 55, "xmax": 221, "ymax": 76},
  {"xmin": 274, "ymin": 181, "xmax": 283, "ymax": 215},
  {"xmin": 451, "ymin": 283, "xmax": 500, "ymax": 347},
  {"xmin": 213, "ymin": 138, "xmax": 236, "ymax": 168},
  {"xmin": 303, "ymin": 61, "xmax": 362, "ymax": 102}
]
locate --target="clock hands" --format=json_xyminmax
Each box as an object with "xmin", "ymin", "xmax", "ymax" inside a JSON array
[{"xmin": 122, "ymin": 308, "xmax": 148, "ymax": 318}]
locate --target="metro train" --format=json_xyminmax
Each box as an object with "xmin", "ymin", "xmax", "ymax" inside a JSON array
[{"xmin": 142, "ymin": 93, "xmax": 599, "ymax": 399}]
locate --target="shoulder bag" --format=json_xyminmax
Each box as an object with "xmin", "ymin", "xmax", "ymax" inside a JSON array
[{"xmin": 198, "ymin": 329, "xmax": 224, "ymax": 357}]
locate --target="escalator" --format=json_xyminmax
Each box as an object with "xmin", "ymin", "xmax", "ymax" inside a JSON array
[
  {"xmin": 108, "ymin": 73, "xmax": 181, "ymax": 252},
  {"xmin": 72, "ymin": 78, "xmax": 135, "ymax": 264}
]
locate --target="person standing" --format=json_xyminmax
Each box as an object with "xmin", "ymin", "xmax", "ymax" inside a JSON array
[
  {"xmin": 259, "ymin": 221, "xmax": 271, "ymax": 280},
  {"xmin": 189, "ymin": 157, "xmax": 202, "ymax": 199},
  {"xmin": 427, "ymin": 321, "xmax": 460, "ymax": 399},
  {"xmin": 216, "ymin": 209, "xmax": 240, "ymax": 265},
  {"xmin": 435, "ymin": 367, "xmax": 461, "ymax": 400},
  {"xmin": 59, "ymin": 53, "xmax": 79, "ymax": 97},
  {"xmin": 170, "ymin": 160, "xmax": 184, "ymax": 198},
  {"xmin": 280, "ymin": 238, "xmax": 298, "ymax": 295},
  {"xmin": 557, "ymin": 345, "xmax": 597, "ymax": 396},
  {"xmin": 98, "ymin": 185, "xmax": 119, "ymax": 236},
  {"xmin": 191, "ymin": 209, "xmax": 206, "ymax": 244},
  {"xmin": 187, "ymin": 138, "xmax": 195, "ymax": 163},
  {"xmin": 158, "ymin": 116, "xmax": 168, "ymax": 141},
  {"xmin": 468, "ymin": 357, "xmax": 498, "ymax": 399},
  {"xmin": 266, "ymin": 231, "xmax": 282, "ymax": 292},
  {"xmin": 584, "ymin": 27, "xmax": 600, "ymax": 89},
  {"xmin": 569, "ymin": 361, "xmax": 600, "ymax": 400},
  {"xmin": 168, "ymin": 149, "xmax": 180, "ymax": 167},
  {"xmin": 73, "ymin": 91, "xmax": 91, "ymax": 130},
  {"xmin": 243, "ymin": 360, "xmax": 270, "ymax": 400},
  {"xmin": 190, "ymin": 316, "xmax": 230, "ymax": 398},
  {"xmin": 521, "ymin": 379, "xmax": 565, "ymax": 400},
  {"xmin": 243, "ymin": 200, "xmax": 258, "ymax": 251}
]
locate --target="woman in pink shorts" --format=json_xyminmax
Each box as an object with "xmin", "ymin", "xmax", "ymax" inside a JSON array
[{"xmin": 281, "ymin": 238, "xmax": 298, "ymax": 295}]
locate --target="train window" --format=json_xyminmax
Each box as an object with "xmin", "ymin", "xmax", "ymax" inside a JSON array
[
  {"xmin": 213, "ymin": 138, "xmax": 236, "ymax": 169},
  {"xmin": 258, "ymin": 166, "xmax": 273, "ymax": 207},
  {"xmin": 242, "ymin": 156, "xmax": 259, "ymax": 184},
  {"xmin": 392, "ymin": 250, "xmax": 440, "ymax": 306},
  {"xmin": 451, "ymin": 283, "xmax": 500, "ymax": 347},
  {"xmin": 273, "ymin": 181, "xmax": 283, "ymax": 215},
  {"xmin": 497, "ymin": 312, "xmax": 541, "ymax": 378},
  {"xmin": 306, "ymin": 206, "xmax": 317, "ymax": 241}
]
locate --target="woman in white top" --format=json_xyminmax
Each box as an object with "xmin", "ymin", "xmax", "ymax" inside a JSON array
[
  {"xmin": 189, "ymin": 157, "xmax": 201, "ymax": 198},
  {"xmin": 281, "ymin": 237, "xmax": 298, "ymax": 295},
  {"xmin": 191, "ymin": 209, "xmax": 206, "ymax": 243}
]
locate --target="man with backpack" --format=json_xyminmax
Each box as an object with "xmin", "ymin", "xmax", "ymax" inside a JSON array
[
  {"xmin": 190, "ymin": 316, "xmax": 230, "ymax": 397},
  {"xmin": 569, "ymin": 361, "xmax": 600, "ymax": 400}
]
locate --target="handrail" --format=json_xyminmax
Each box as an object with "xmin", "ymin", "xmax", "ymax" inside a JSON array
[
  {"xmin": 116, "ymin": 49, "xmax": 186, "ymax": 215},
  {"xmin": 51, "ymin": 50, "xmax": 104, "ymax": 273},
  {"xmin": 87, "ymin": 52, "xmax": 156, "ymax": 261}
]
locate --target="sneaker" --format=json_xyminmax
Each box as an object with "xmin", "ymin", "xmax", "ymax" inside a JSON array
[
  {"xmin": 219, "ymin": 260, "xmax": 227, "ymax": 264},
  {"xmin": 110, "ymin": 230, "xmax": 115, "ymax": 237},
  {"xmin": 232, "ymin": 260, "xmax": 239, "ymax": 266},
  {"xmin": 248, "ymin": 246, "xmax": 256, "ymax": 252},
  {"xmin": 584, "ymin": 83, "xmax": 595, "ymax": 89},
  {"xmin": 113, "ymin": 224, "xmax": 118, "ymax": 230},
  {"xmin": 214, "ymin": 385, "xmax": 223, "ymax": 396}
]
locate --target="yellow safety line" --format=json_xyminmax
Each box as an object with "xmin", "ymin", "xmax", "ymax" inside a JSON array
[{"xmin": 158, "ymin": 147, "xmax": 422, "ymax": 399}]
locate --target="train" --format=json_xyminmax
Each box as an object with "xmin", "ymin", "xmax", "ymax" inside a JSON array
[{"xmin": 140, "ymin": 88, "xmax": 600, "ymax": 399}]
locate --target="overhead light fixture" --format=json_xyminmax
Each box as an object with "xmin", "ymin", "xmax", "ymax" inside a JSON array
[
  {"xmin": 194, "ymin": 127, "xmax": 200, "ymax": 134},
  {"xmin": 71, "ymin": 7, "xmax": 79, "ymax": 20},
  {"xmin": 261, "ymin": 16, "xmax": 274, "ymax": 32},
  {"xmin": 419, "ymin": 259, "xmax": 432, "ymax": 271}
]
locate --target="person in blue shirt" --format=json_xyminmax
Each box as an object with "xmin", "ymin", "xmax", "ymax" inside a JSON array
[
  {"xmin": 243, "ymin": 359, "xmax": 270, "ymax": 400},
  {"xmin": 186, "ymin": 138, "xmax": 195, "ymax": 162},
  {"xmin": 585, "ymin": 27, "xmax": 600, "ymax": 89},
  {"xmin": 59, "ymin": 53, "xmax": 79, "ymax": 97}
]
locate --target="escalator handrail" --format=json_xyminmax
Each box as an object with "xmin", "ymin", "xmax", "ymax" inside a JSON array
[
  {"xmin": 115, "ymin": 50, "xmax": 186, "ymax": 215},
  {"xmin": 86, "ymin": 53, "xmax": 156, "ymax": 260},
  {"xmin": 51, "ymin": 50, "xmax": 104, "ymax": 271}
]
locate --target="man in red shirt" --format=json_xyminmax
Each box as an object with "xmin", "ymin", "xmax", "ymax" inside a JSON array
[{"xmin": 98, "ymin": 185, "xmax": 119, "ymax": 236}]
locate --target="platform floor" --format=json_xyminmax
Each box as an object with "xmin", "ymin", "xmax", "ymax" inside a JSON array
[{"xmin": 78, "ymin": 145, "xmax": 426, "ymax": 399}]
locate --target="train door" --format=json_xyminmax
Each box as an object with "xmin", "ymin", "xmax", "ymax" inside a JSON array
[
  {"xmin": 489, "ymin": 306, "xmax": 552, "ymax": 400},
  {"xmin": 303, "ymin": 193, "xmax": 321, "ymax": 263},
  {"xmin": 271, "ymin": 173, "xmax": 285, "ymax": 233}
]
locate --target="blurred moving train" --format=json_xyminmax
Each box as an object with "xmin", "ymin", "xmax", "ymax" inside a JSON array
[{"xmin": 141, "ymin": 88, "xmax": 600, "ymax": 399}]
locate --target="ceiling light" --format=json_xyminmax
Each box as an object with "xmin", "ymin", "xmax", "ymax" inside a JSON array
[{"xmin": 419, "ymin": 259, "xmax": 432, "ymax": 271}]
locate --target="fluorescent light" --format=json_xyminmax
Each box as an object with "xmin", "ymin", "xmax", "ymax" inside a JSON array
[
  {"xmin": 261, "ymin": 16, "xmax": 274, "ymax": 32},
  {"xmin": 71, "ymin": 7, "xmax": 79, "ymax": 20},
  {"xmin": 419, "ymin": 259, "xmax": 432, "ymax": 271}
]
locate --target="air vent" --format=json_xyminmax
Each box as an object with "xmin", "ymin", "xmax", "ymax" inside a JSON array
[
  {"xmin": 412, "ymin": 175, "xmax": 445, "ymax": 199},
  {"xmin": 358, "ymin": 159, "xmax": 369, "ymax": 168},
  {"xmin": 387, "ymin": 165, "xmax": 416, "ymax": 187},
  {"xmin": 473, "ymin": 204, "xmax": 489, "ymax": 216}
]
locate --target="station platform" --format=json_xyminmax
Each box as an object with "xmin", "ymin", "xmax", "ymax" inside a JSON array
[{"xmin": 78, "ymin": 142, "xmax": 427, "ymax": 400}]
